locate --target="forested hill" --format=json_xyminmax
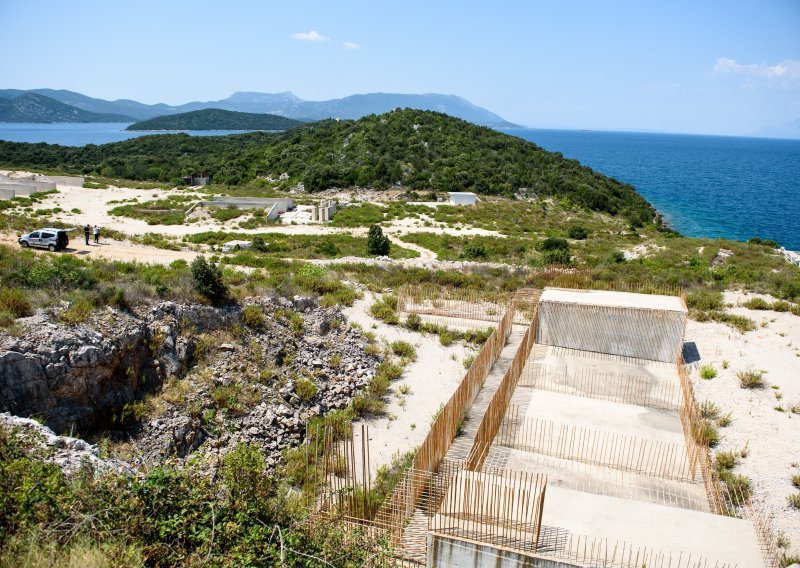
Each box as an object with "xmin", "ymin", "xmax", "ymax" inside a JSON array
[
  {"xmin": 0, "ymin": 108, "xmax": 655, "ymax": 223},
  {"xmin": 126, "ymin": 109, "xmax": 304, "ymax": 131}
]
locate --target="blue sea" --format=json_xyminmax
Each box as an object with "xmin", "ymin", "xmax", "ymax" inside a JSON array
[
  {"xmin": 512, "ymin": 129, "xmax": 800, "ymax": 251},
  {"xmin": 1, "ymin": 123, "xmax": 799, "ymax": 250}
]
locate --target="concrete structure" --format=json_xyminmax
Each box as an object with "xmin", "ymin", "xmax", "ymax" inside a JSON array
[
  {"xmin": 45, "ymin": 175, "xmax": 84, "ymax": 187},
  {"xmin": 426, "ymin": 288, "xmax": 763, "ymax": 567},
  {"xmin": 536, "ymin": 288, "xmax": 687, "ymax": 363},
  {"xmin": 0, "ymin": 187, "xmax": 15, "ymax": 200},
  {"xmin": 447, "ymin": 191, "xmax": 478, "ymax": 205},
  {"xmin": 221, "ymin": 240, "xmax": 252, "ymax": 253},
  {"xmin": 191, "ymin": 197, "xmax": 295, "ymax": 220},
  {"xmin": 311, "ymin": 200, "xmax": 337, "ymax": 222},
  {"xmin": 181, "ymin": 174, "xmax": 211, "ymax": 186}
]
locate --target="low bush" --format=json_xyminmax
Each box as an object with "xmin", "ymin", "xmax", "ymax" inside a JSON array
[
  {"xmin": 240, "ymin": 305, "xmax": 265, "ymax": 328},
  {"xmin": 787, "ymin": 493, "xmax": 800, "ymax": 509},
  {"xmin": 190, "ymin": 256, "xmax": 228, "ymax": 305},
  {"xmin": 390, "ymin": 340, "xmax": 417, "ymax": 360},
  {"xmin": 699, "ymin": 364, "xmax": 717, "ymax": 380},
  {"xmin": 568, "ymin": 225, "xmax": 589, "ymax": 240},
  {"xmin": 294, "ymin": 377, "xmax": 318, "ymax": 401},
  {"xmin": 737, "ymin": 369, "xmax": 764, "ymax": 389},
  {"xmin": 0, "ymin": 287, "xmax": 31, "ymax": 318}
]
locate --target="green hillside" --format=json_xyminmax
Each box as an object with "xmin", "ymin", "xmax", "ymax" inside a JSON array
[
  {"xmin": 0, "ymin": 108, "xmax": 654, "ymax": 223},
  {"xmin": 126, "ymin": 108, "xmax": 304, "ymax": 131},
  {"xmin": 0, "ymin": 93, "xmax": 132, "ymax": 123}
]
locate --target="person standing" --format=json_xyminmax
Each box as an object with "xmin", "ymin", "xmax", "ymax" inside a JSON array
[
  {"xmin": 94, "ymin": 225, "xmax": 100, "ymax": 244},
  {"xmin": 84, "ymin": 224, "xmax": 90, "ymax": 245}
]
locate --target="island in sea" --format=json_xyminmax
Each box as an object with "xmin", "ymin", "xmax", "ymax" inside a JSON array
[{"xmin": 125, "ymin": 108, "xmax": 304, "ymax": 131}]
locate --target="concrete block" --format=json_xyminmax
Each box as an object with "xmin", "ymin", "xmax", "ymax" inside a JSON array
[
  {"xmin": 0, "ymin": 187, "xmax": 15, "ymax": 200},
  {"xmin": 45, "ymin": 176, "xmax": 85, "ymax": 187}
]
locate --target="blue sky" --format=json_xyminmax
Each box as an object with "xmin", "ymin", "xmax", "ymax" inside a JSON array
[{"xmin": 1, "ymin": 0, "xmax": 798, "ymax": 135}]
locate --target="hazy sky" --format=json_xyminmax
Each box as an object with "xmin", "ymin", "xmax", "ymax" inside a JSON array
[{"xmin": 1, "ymin": 0, "xmax": 799, "ymax": 135}]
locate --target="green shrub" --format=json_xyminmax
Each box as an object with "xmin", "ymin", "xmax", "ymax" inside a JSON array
[
  {"xmin": 390, "ymin": 340, "xmax": 417, "ymax": 360},
  {"xmin": 737, "ymin": 369, "xmax": 764, "ymax": 389},
  {"xmin": 240, "ymin": 305, "xmax": 264, "ymax": 328},
  {"xmin": 462, "ymin": 242, "xmax": 488, "ymax": 259},
  {"xmin": 370, "ymin": 294, "xmax": 399, "ymax": 324},
  {"xmin": 541, "ymin": 248, "xmax": 571, "ymax": 265},
  {"xmin": 699, "ymin": 364, "xmax": 717, "ymax": 380},
  {"xmin": 719, "ymin": 470, "xmax": 752, "ymax": 505},
  {"xmin": 742, "ymin": 297, "xmax": 771, "ymax": 310},
  {"xmin": 714, "ymin": 451, "xmax": 738, "ymax": 471},
  {"xmin": 405, "ymin": 312, "xmax": 422, "ymax": 331},
  {"xmin": 58, "ymin": 297, "xmax": 94, "ymax": 324},
  {"xmin": 609, "ymin": 250, "xmax": 626, "ymax": 263},
  {"xmin": 294, "ymin": 378, "xmax": 317, "ymax": 401},
  {"xmin": 686, "ymin": 289, "xmax": 724, "ymax": 311},
  {"xmin": 366, "ymin": 224, "xmax": 391, "ymax": 256},
  {"xmin": 693, "ymin": 419, "xmax": 720, "ymax": 447},
  {"xmin": 568, "ymin": 225, "xmax": 589, "ymax": 240},
  {"xmin": 537, "ymin": 237, "xmax": 569, "ymax": 252},
  {"xmin": 786, "ymin": 493, "xmax": 800, "ymax": 509},
  {"xmin": 212, "ymin": 384, "xmax": 241, "ymax": 412},
  {"xmin": 190, "ymin": 256, "xmax": 227, "ymax": 305},
  {"xmin": 0, "ymin": 288, "xmax": 31, "ymax": 318}
]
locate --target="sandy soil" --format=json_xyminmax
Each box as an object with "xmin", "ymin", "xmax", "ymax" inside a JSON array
[
  {"xmin": 0, "ymin": 233, "xmax": 199, "ymax": 265},
  {"xmin": 686, "ymin": 291, "xmax": 800, "ymax": 555},
  {"xmin": 342, "ymin": 292, "xmax": 474, "ymax": 474}
]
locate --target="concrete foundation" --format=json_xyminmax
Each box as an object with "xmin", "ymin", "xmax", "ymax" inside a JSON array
[
  {"xmin": 0, "ymin": 180, "xmax": 56, "ymax": 195},
  {"xmin": 536, "ymin": 289, "xmax": 687, "ymax": 363},
  {"xmin": 311, "ymin": 200, "xmax": 337, "ymax": 222},
  {"xmin": 428, "ymin": 533, "xmax": 574, "ymax": 568},
  {"xmin": 542, "ymin": 486, "xmax": 763, "ymax": 567},
  {"xmin": 45, "ymin": 175, "xmax": 84, "ymax": 187}
]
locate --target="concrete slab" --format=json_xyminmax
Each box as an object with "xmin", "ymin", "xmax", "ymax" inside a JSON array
[
  {"xmin": 541, "ymin": 486, "xmax": 763, "ymax": 567},
  {"xmin": 487, "ymin": 448, "xmax": 710, "ymax": 512},
  {"xmin": 519, "ymin": 389, "xmax": 684, "ymax": 440},
  {"xmin": 541, "ymin": 288, "xmax": 686, "ymax": 313}
]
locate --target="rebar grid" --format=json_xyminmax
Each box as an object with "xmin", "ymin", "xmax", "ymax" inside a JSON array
[
  {"xmin": 482, "ymin": 446, "xmax": 711, "ymax": 512},
  {"xmin": 465, "ymin": 307, "xmax": 539, "ymax": 471},
  {"xmin": 429, "ymin": 468, "xmax": 548, "ymax": 555},
  {"xmin": 396, "ymin": 284, "xmax": 539, "ymax": 326},
  {"xmin": 537, "ymin": 300, "xmax": 688, "ymax": 363},
  {"xmin": 518, "ymin": 362, "xmax": 681, "ymax": 410},
  {"xmin": 495, "ymin": 404, "xmax": 698, "ymax": 481}
]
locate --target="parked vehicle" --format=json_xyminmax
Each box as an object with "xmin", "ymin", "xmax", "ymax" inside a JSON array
[{"xmin": 18, "ymin": 228, "xmax": 69, "ymax": 251}]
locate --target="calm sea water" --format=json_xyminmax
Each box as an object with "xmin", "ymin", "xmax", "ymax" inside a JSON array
[
  {"xmin": 1, "ymin": 123, "xmax": 798, "ymax": 250},
  {"xmin": 513, "ymin": 129, "xmax": 800, "ymax": 251},
  {"xmin": 0, "ymin": 123, "xmax": 254, "ymax": 145}
]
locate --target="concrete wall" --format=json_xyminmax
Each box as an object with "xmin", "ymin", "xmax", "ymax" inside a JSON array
[
  {"xmin": 0, "ymin": 180, "xmax": 57, "ymax": 195},
  {"xmin": 0, "ymin": 187, "xmax": 15, "ymax": 200},
  {"xmin": 428, "ymin": 533, "xmax": 576, "ymax": 568},
  {"xmin": 536, "ymin": 301, "xmax": 686, "ymax": 363},
  {"xmin": 45, "ymin": 176, "xmax": 85, "ymax": 187},
  {"xmin": 203, "ymin": 197, "xmax": 295, "ymax": 213},
  {"xmin": 448, "ymin": 192, "xmax": 478, "ymax": 205},
  {"xmin": 311, "ymin": 200, "xmax": 337, "ymax": 222}
]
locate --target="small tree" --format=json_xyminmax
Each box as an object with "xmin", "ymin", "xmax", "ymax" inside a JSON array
[
  {"xmin": 366, "ymin": 224, "xmax": 391, "ymax": 256},
  {"xmin": 191, "ymin": 256, "xmax": 227, "ymax": 305}
]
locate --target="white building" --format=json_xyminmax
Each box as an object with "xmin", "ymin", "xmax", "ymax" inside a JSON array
[{"xmin": 447, "ymin": 192, "xmax": 478, "ymax": 206}]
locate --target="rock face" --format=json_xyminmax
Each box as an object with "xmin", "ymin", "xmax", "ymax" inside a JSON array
[
  {"xmin": 0, "ymin": 296, "xmax": 381, "ymax": 470},
  {"xmin": 0, "ymin": 412, "xmax": 130, "ymax": 476},
  {"xmin": 0, "ymin": 301, "xmax": 234, "ymax": 434}
]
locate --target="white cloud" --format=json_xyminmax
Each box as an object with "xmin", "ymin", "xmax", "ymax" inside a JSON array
[
  {"xmin": 713, "ymin": 57, "xmax": 800, "ymax": 81},
  {"xmin": 291, "ymin": 30, "xmax": 329, "ymax": 42},
  {"xmin": 342, "ymin": 41, "xmax": 361, "ymax": 50}
]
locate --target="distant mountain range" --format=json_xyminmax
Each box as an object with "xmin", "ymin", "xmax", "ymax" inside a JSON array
[
  {"xmin": 0, "ymin": 92, "xmax": 132, "ymax": 123},
  {"xmin": 126, "ymin": 109, "xmax": 304, "ymax": 131},
  {"xmin": 754, "ymin": 118, "xmax": 800, "ymax": 140},
  {"xmin": 0, "ymin": 88, "xmax": 517, "ymax": 128}
]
